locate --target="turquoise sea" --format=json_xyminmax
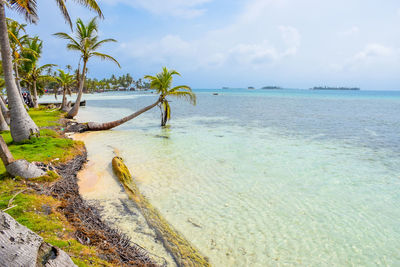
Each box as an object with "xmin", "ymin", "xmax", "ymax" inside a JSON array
[{"xmin": 44, "ymin": 89, "xmax": 400, "ymax": 266}]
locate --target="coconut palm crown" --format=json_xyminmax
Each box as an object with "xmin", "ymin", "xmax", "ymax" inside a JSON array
[{"xmin": 144, "ymin": 67, "xmax": 196, "ymax": 126}]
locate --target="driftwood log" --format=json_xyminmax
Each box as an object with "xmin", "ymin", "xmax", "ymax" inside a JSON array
[
  {"xmin": 0, "ymin": 211, "xmax": 76, "ymax": 266},
  {"xmin": 112, "ymin": 156, "xmax": 210, "ymax": 267}
]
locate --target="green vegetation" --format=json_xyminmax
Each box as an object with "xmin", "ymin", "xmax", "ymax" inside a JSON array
[
  {"xmin": 0, "ymin": 178, "xmax": 110, "ymax": 266},
  {"xmin": 145, "ymin": 67, "xmax": 196, "ymax": 126},
  {"xmin": 0, "ymin": 108, "xmax": 84, "ymax": 175},
  {"xmin": 0, "ymin": 108, "xmax": 109, "ymax": 266},
  {"xmin": 85, "ymin": 73, "xmax": 151, "ymax": 92}
]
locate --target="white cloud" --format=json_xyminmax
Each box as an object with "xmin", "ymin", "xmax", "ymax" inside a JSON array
[
  {"xmin": 228, "ymin": 41, "xmax": 279, "ymax": 65},
  {"xmin": 332, "ymin": 43, "xmax": 397, "ymax": 71},
  {"xmin": 353, "ymin": 43, "xmax": 394, "ymax": 61},
  {"xmin": 339, "ymin": 26, "xmax": 360, "ymax": 36},
  {"xmin": 279, "ymin": 25, "xmax": 301, "ymax": 56},
  {"xmin": 237, "ymin": 0, "xmax": 286, "ymax": 24},
  {"xmin": 120, "ymin": 24, "xmax": 301, "ymax": 71},
  {"xmin": 102, "ymin": 0, "xmax": 212, "ymax": 18}
]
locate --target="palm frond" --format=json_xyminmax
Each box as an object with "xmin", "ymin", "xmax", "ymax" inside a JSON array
[
  {"xmin": 53, "ymin": 32, "xmax": 81, "ymax": 48},
  {"xmin": 91, "ymin": 38, "xmax": 117, "ymax": 50},
  {"xmin": 54, "ymin": 0, "xmax": 72, "ymax": 28},
  {"xmin": 86, "ymin": 17, "xmax": 98, "ymax": 37},
  {"xmin": 168, "ymin": 91, "xmax": 196, "ymax": 105},
  {"xmin": 37, "ymin": 64, "xmax": 56, "ymax": 72},
  {"xmin": 72, "ymin": 0, "xmax": 103, "ymax": 19},
  {"xmin": 90, "ymin": 52, "xmax": 120, "ymax": 67},
  {"xmin": 163, "ymin": 100, "xmax": 171, "ymax": 121},
  {"xmin": 8, "ymin": 0, "xmax": 38, "ymax": 23},
  {"xmin": 66, "ymin": 43, "xmax": 82, "ymax": 52}
]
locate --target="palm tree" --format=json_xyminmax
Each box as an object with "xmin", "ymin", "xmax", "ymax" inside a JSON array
[
  {"xmin": 0, "ymin": 0, "xmax": 102, "ymax": 142},
  {"xmin": 19, "ymin": 37, "xmax": 55, "ymax": 108},
  {"xmin": 65, "ymin": 64, "xmax": 72, "ymax": 72},
  {"xmin": 54, "ymin": 17, "xmax": 120, "ymax": 118},
  {"xmin": 7, "ymin": 19, "xmax": 29, "ymax": 102},
  {"xmin": 85, "ymin": 67, "xmax": 196, "ymax": 131},
  {"xmin": 145, "ymin": 67, "xmax": 196, "ymax": 126},
  {"xmin": 55, "ymin": 69, "xmax": 76, "ymax": 112}
]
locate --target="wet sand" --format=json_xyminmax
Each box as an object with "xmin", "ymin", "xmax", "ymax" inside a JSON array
[{"xmin": 74, "ymin": 132, "xmax": 177, "ymax": 266}]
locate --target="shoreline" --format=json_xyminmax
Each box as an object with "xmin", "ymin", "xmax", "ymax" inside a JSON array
[
  {"xmin": 72, "ymin": 130, "xmax": 178, "ymax": 266},
  {"xmin": 47, "ymin": 150, "xmax": 161, "ymax": 266},
  {"xmin": 50, "ymin": 117, "xmax": 174, "ymax": 265}
]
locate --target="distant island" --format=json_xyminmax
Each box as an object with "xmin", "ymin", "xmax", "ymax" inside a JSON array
[
  {"xmin": 222, "ymin": 87, "xmax": 230, "ymax": 89},
  {"xmin": 248, "ymin": 86, "xmax": 255, "ymax": 90},
  {"xmin": 261, "ymin": 86, "xmax": 281, "ymax": 90},
  {"xmin": 311, "ymin": 86, "xmax": 360, "ymax": 91}
]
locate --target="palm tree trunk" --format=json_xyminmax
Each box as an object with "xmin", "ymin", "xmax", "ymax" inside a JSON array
[
  {"xmin": 0, "ymin": 96, "xmax": 10, "ymax": 125},
  {"xmin": 0, "ymin": 3, "xmax": 39, "ymax": 142},
  {"xmin": 87, "ymin": 98, "xmax": 161, "ymax": 131},
  {"xmin": 161, "ymin": 104, "xmax": 167, "ymax": 127},
  {"xmin": 60, "ymin": 87, "xmax": 69, "ymax": 112},
  {"xmin": 13, "ymin": 62, "xmax": 27, "ymax": 109},
  {"xmin": 0, "ymin": 105, "xmax": 9, "ymax": 131},
  {"xmin": 32, "ymin": 80, "xmax": 39, "ymax": 108},
  {"xmin": 67, "ymin": 60, "xmax": 87, "ymax": 118}
]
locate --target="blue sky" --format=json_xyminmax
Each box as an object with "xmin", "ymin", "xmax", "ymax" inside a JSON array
[{"xmin": 7, "ymin": 0, "xmax": 400, "ymax": 90}]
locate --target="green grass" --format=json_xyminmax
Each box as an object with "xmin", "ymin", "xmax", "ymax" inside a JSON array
[
  {"xmin": 0, "ymin": 178, "xmax": 110, "ymax": 266},
  {"xmin": 0, "ymin": 108, "xmax": 84, "ymax": 176},
  {"xmin": 0, "ymin": 107, "xmax": 111, "ymax": 266},
  {"xmin": 29, "ymin": 108, "xmax": 63, "ymax": 127}
]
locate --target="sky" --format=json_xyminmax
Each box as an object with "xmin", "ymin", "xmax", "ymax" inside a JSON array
[{"xmin": 7, "ymin": 0, "xmax": 400, "ymax": 90}]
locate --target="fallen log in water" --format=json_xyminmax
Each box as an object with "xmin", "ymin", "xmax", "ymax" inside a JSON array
[{"xmin": 111, "ymin": 156, "xmax": 210, "ymax": 267}]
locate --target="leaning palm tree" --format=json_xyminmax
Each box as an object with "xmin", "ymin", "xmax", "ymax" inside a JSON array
[
  {"xmin": 86, "ymin": 67, "xmax": 196, "ymax": 131},
  {"xmin": 54, "ymin": 69, "xmax": 76, "ymax": 112},
  {"xmin": 145, "ymin": 67, "xmax": 196, "ymax": 126},
  {"xmin": 0, "ymin": 0, "xmax": 102, "ymax": 142},
  {"xmin": 54, "ymin": 17, "xmax": 120, "ymax": 118}
]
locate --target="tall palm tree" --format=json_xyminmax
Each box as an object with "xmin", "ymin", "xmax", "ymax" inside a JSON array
[
  {"xmin": 0, "ymin": 0, "xmax": 102, "ymax": 142},
  {"xmin": 54, "ymin": 17, "xmax": 120, "ymax": 118},
  {"xmin": 7, "ymin": 19, "xmax": 28, "ymax": 99},
  {"xmin": 19, "ymin": 37, "xmax": 55, "ymax": 108},
  {"xmin": 55, "ymin": 69, "xmax": 76, "ymax": 112},
  {"xmin": 86, "ymin": 67, "xmax": 196, "ymax": 131}
]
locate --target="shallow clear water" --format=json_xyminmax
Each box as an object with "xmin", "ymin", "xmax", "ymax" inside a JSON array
[{"xmin": 56, "ymin": 89, "xmax": 400, "ymax": 266}]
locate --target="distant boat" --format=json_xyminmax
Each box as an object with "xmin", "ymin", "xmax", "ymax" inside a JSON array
[
  {"xmin": 311, "ymin": 86, "xmax": 360, "ymax": 91},
  {"xmin": 261, "ymin": 86, "xmax": 281, "ymax": 90},
  {"xmin": 248, "ymin": 86, "xmax": 255, "ymax": 90}
]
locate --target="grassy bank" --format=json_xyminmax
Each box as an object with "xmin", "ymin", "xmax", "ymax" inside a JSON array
[{"xmin": 0, "ymin": 108, "xmax": 110, "ymax": 266}]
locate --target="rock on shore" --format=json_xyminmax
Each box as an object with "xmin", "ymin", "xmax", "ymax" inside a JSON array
[{"xmin": 0, "ymin": 210, "xmax": 76, "ymax": 267}]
